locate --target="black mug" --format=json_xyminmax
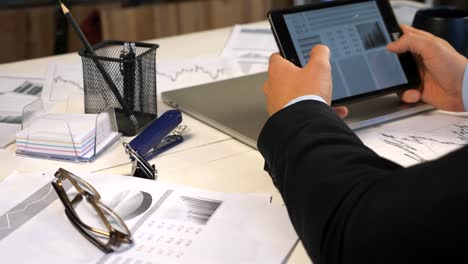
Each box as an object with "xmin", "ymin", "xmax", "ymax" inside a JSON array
[{"xmin": 412, "ymin": 7, "xmax": 468, "ymax": 56}]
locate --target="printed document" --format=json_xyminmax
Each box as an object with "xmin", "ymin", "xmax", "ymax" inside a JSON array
[
  {"xmin": 0, "ymin": 170, "xmax": 298, "ymax": 264},
  {"xmin": 0, "ymin": 75, "xmax": 44, "ymax": 148}
]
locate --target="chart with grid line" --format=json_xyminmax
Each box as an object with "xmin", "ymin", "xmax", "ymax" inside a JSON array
[{"xmin": 357, "ymin": 112, "xmax": 468, "ymax": 167}]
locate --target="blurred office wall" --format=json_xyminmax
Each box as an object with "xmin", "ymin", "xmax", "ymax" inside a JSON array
[{"xmin": 0, "ymin": 0, "xmax": 292, "ymax": 64}]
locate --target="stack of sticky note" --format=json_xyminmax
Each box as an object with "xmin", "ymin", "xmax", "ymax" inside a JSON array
[{"xmin": 16, "ymin": 112, "xmax": 119, "ymax": 162}]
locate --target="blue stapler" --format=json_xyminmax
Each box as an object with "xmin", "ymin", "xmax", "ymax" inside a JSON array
[{"xmin": 123, "ymin": 110, "xmax": 184, "ymax": 180}]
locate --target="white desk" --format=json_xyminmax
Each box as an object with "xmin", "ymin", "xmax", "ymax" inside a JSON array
[
  {"xmin": 0, "ymin": 22, "xmax": 312, "ymax": 263},
  {"xmin": 3, "ymin": 6, "xmax": 454, "ymax": 259}
]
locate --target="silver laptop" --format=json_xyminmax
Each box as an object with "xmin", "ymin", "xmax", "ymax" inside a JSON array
[{"xmin": 162, "ymin": 73, "xmax": 432, "ymax": 149}]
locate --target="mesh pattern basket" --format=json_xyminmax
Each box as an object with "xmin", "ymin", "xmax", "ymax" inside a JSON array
[{"xmin": 79, "ymin": 41, "xmax": 159, "ymax": 136}]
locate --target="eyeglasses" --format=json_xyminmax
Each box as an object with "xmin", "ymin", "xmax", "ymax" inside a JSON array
[{"xmin": 52, "ymin": 168, "xmax": 133, "ymax": 253}]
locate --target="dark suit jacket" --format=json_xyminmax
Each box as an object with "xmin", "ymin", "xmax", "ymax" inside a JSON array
[{"xmin": 257, "ymin": 100, "xmax": 468, "ymax": 264}]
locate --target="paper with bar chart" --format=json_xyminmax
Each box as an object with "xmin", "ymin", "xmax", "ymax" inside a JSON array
[
  {"xmin": 97, "ymin": 185, "xmax": 296, "ymax": 264},
  {"xmin": 0, "ymin": 170, "xmax": 297, "ymax": 264},
  {"xmin": 221, "ymin": 25, "xmax": 278, "ymax": 74},
  {"xmin": 0, "ymin": 75, "xmax": 44, "ymax": 148}
]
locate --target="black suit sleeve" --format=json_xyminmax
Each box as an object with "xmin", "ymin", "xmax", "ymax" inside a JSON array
[{"xmin": 257, "ymin": 100, "xmax": 468, "ymax": 264}]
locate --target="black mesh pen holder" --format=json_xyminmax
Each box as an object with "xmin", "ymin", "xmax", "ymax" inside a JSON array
[{"xmin": 79, "ymin": 40, "xmax": 159, "ymax": 136}]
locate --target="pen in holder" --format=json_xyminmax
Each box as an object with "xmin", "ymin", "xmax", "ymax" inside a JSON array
[
  {"xmin": 121, "ymin": 42, "xmax": 136, "ymax": 111},
  {"xmin": 79, "ymin": 41, "xmax": 159, "ymax": 136}
]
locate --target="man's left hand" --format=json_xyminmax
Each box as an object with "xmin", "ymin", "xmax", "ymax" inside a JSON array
[{"xmin": 263, "ymin": 45, "xmax": 348, "ymax": 118}]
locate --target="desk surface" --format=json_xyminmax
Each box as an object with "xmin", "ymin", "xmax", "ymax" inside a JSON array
[{"xmin": 0, "ymin": 21, "xmax": 313, "ymax": 263}]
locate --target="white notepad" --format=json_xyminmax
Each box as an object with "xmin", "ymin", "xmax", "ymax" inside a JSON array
[{"xmin": 16, "ymin": 112, "xmax": 120, "ymax": 162}]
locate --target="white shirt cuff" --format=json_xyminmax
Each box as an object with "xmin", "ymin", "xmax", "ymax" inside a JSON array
[
  {"xmin": 284, "ymin": 95, "xmax": 328, "ymax": 109},
  {"xmin": 463, "ymin": 63, "xmax": 468, "ymax": 111}
]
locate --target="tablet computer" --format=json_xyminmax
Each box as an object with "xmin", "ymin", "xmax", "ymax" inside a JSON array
[{"xmin": 268, "ymin": 0, "xmax": 420, "ymax": 105}]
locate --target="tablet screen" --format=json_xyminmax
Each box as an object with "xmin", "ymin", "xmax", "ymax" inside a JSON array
[{"xmin": 283, "ymin": 1, "xmax": 408, "ymax": 101}]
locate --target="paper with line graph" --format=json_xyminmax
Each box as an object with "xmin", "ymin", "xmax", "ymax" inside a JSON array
[
  {"xmin": 0, "ymin": 170, "xmax": 297, "ymax": 264},
  {"xmin": 356, "ymin": 111, "xmax": 468, "ymax": 167},
  {"xmin": 156, "ymin": 57, "xmax": 245, "ymax": 95},
  {"xmin": 43, "ymin": 62, "xmax": 84, "ymax": 102},
  {"xmin": 42, "ymin": 58, "xmax": 256, "ymax": 101}
]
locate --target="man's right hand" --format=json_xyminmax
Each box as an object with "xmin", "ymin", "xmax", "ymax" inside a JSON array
[{"xmin": 387, "ymin": 25, "xmax": 468, "ymax": 112}]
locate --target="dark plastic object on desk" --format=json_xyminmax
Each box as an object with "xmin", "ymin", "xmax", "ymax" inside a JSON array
[
  {"xmin": 124, "ymin": 110, "xmax": 183, "ymax": 180},
  {"xmin": 129, "ymin": 109, "xmax": 182, "ymax": 156},
  {"xmin": 412, "ymin": 7, "xmax": 468, "ymax": 56}
]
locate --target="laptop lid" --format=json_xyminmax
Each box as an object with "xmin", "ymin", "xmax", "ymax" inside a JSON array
[{"xmin": 162, "ymin": 73, "xmax": 432, "ymax": 149}]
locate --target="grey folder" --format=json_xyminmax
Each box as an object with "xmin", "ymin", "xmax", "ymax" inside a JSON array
[{"xmin": 162, "ymin": 73, "xmax": 432, "ymax": 149}]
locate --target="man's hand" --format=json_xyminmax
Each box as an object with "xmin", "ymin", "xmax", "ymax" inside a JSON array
[
  {"xmin": 387, "ymin": 25, "xmax": 468, "ymax": 111},
  {"xmin": 263, "ymin": 45, "xmax": 348, "ymax": 118}
]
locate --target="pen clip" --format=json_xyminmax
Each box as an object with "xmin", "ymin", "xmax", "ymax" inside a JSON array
[{"xmin": 119, "ymin": 42, "xmax": 130, "ymax": 73}]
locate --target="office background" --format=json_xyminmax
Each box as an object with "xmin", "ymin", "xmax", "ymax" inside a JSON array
[{"xmin": 0, "ymin": 0, "xmax": 466, "ymax": 64}]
